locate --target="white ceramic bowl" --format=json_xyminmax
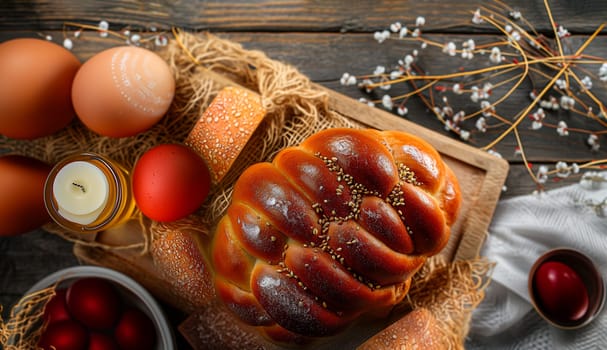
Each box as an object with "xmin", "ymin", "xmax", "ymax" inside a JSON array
[{"xmin": 25, "ymin": 265, "xmax": 175, "ymax": 349}]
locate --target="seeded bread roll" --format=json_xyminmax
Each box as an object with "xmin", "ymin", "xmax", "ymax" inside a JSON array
[
  {"xmin": 185, "ymin": 86, "xmax": 267, "ymax": 185},
  {"xmin": 211, "ymin": 128, "xmax": 461, "ymax": 341},
  {"xmin": 357, "ymin": 308, "xmax": 448, "ymax": 350},
  {"xmin": 151, "ymin": 226, "xmax": 215, "ymax": 312}
]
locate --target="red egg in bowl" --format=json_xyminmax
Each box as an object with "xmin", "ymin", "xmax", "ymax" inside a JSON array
[
  {"xmin": 17, "ymin": 266, "xmax": 175, "ymax": 349},
  {"xmin": 528, "ymin": 248, "xmax": 605, "ymax": 329}
]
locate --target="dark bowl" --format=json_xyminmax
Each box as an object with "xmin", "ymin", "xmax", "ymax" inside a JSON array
[{"xmin": 528, "ymin": 248, "xmax": 605, "ymax": 329}]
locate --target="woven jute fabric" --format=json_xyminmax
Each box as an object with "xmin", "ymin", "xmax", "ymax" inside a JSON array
[{"xmin": 0, "ymin": 31, "xmax": 491, "ymax": 349}]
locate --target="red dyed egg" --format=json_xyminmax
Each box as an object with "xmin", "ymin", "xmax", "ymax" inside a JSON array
[
  {"xmin": 534, "ymin": 261, "xmax": 589, "ymax": 322},
  {"xmin": 132, "ymin": 143, "xmax": 211, "ymax": 222},
  {"xmin": 88, "ymin": 332, "xmax": 120, "ymax": 350},
  {"xmin": 43, "ymin": 288, "xmax": 71, "ymax": 325},
  {"xmin": 114, "ymin": 307, "xmax": 157, "ymax": 350},
  {"xmin": 66, "ymin": 278, "xmax": 122, "ymax": 330},
  {"xmin": 38, "ymin": 319, "xmax": 88, "ymax": 350}
]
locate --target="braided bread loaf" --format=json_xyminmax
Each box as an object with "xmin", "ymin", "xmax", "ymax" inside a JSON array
[{"xmin": 211, "ymin": 128, "xmax": 461, "ymax": 341}]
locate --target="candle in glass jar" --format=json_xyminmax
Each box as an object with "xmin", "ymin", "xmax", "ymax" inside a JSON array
[
  {"xmin": 44, "ymin": 153, "xmax": 136, "ymax": 233},
  {"xmin": 52, "ymin": 161, "xmax": 109, "ymax": 225}
]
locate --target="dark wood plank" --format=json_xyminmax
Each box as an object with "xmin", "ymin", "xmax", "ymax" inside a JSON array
[
  {"xmin": 504, "ymin": 162, "xmax": 587, "ymax": 196},
  {"xmin": 1, "ymin": 0, "xmax": 605, "ymax": 34},
  {"xmin": 0, "ymin": 230, "xmax": 78, "ymax": 320},
  {"xmin": 213, "ymin": 32, "xmax": 607, "ymax": 164}
]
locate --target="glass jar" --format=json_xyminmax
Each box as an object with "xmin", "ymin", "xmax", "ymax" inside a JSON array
[{"xmin": 44, "ymin": 152, "xmax": 137, "ymax": 233}]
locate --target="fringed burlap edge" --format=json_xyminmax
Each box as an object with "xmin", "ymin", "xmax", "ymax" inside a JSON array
[{"xmin": 0, "ymin": 285, "xmax": 58, "ymax": 349}]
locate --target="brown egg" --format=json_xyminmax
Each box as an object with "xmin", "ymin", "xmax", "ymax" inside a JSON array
[
  {"xmin": 72, "ymin": 46, "xmax": 175, "ymax": 138},
  {"xmin": 0, "ymin": 38, "xmax": 81, "ymax": 139},
  {"xmin": 0, "ymin": 155, "xmax": 53, "ymax": 236}
]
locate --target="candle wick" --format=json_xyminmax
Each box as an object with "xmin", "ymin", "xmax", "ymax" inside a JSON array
[{"xmin": 72, "ymin": 182, "xmax": 86, "ymax": 193}]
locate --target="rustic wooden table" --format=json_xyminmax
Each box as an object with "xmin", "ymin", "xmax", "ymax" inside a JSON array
[{"xmin": 1, "ymin": 0, "xmax": 606, "ymax": 348}]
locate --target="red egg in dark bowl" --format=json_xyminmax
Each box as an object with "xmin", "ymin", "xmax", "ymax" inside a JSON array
[{"xmin": 528, "ymin": 248, "xmax": 605, "ymax": 329}]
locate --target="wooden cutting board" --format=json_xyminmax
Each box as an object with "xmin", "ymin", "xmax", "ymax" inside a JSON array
[{"xmin": 74, "ymin": 67, "xmax": 508, "ymax": 348}]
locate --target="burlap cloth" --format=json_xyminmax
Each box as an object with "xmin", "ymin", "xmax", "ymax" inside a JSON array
[{"xmin": 0, "ymin": 31, "xmax": 492, "ymax": 349}]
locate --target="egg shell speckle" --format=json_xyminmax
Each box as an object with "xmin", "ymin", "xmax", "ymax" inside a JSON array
[{"xmin": 71, "ymin": 46, "xmax": 175, "ymax": 137}]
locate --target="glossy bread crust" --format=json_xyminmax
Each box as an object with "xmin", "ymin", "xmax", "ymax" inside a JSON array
[{"xmin": 211, "ymin": 128, "xmax": 462, "ymax": 340}]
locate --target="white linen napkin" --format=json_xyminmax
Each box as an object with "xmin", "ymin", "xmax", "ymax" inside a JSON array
[{"xmin": 466, "ymin": 174, "xmax": 607, "ymax": 349}]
